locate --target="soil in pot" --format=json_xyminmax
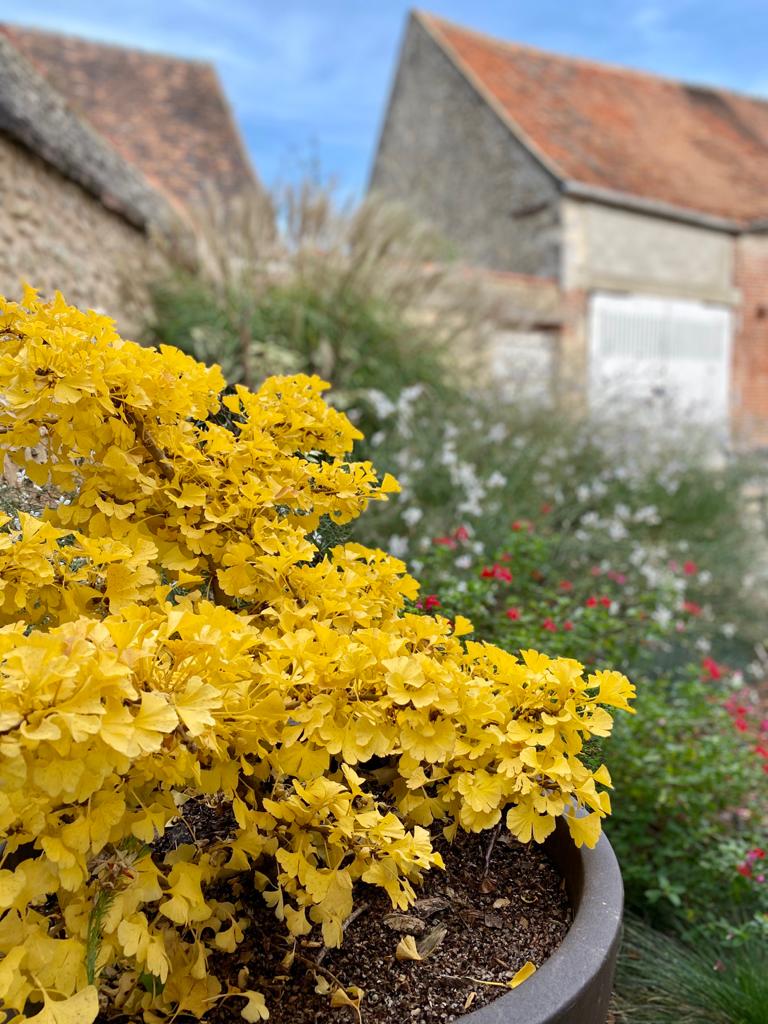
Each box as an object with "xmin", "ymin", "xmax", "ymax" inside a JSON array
[{"xmin": 210, "ymin": 825, "xmax": 572, "ymax": 1024}]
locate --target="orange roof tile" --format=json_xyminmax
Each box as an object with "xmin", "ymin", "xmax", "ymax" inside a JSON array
[
  {"xmin": 1, "ymin": 24, "xmax": 261, "ymax": 215},
  {"xmin": 419, "ymin": 11, "xmax": 768, "ymax": 226}
]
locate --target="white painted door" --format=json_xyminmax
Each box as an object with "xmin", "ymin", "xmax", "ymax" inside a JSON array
[{"xmin": 588, "ymin": 293, "xmax": 732, "ymax": 427}]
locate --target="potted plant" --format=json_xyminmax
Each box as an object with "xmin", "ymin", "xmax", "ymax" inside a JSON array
[{"xmin": 0, "ymin": 289, "xmax": 633, "ymax": 1024}]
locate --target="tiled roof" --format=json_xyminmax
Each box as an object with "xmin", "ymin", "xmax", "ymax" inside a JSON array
[
  {"xmin": 1, "ymin": 24, "xmax": 261, "ymax": 215},
  {"xmin": 0, "ymin": 34, "xmax": 179, "ymax": 233},
  {"xmin": 419, "ymin": 11, "xmax": 768, "ymax": 226}
]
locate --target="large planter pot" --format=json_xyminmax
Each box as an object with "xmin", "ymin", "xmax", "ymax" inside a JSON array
[{"xmin": 463, "ymin": 818, "xmax": 623, "ymax": 1024}]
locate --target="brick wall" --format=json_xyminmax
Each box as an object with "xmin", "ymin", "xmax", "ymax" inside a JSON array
[
  {"xmin": 370, "ymin": 15, "xmax": 561, "ymax": 276},
  {"xmin": 0, "ymin": 134, "xmax": 164, "ymax": 336},
  {"xmin": 733, "ymin": 233, "xmax": 768, "ymax": 445}
]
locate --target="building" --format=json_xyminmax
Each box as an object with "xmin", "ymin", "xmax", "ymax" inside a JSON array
[
  {"xmin": 0, "ymin": 24, "xmax": 263, "ymax": 333},
  {"xmin": 370, "ymin": 11, "xmax": 768, "ymax": 442}
]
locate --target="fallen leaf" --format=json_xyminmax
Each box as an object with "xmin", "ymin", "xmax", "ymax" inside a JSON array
[
  {"xmin": 463, "ymin": 992, "xmax": 477, "ymax": 1012},
  {"xmin": 509, "ymin": 961, "xmax": 537, "ymax": 989},
  {"xmin": 383, "ymin": 913, "xmax": 426, "ymax": 935},
  {"xmin": 314, "ymin": 975, "xmax": 331, "ymax": 995},
  {"xmin": 330, "ymin": 986, "xmax": 364, "ymax": 1010},
  {"xmin": 479, "ymin": 876, "xmax": 497, "ymax": 894},
  {"xmin": 395, "ymin": 934, "xmax": 422, "ymax": 961},
  {"xmin": 413, "ymin": 896, "xmax": 450, "ymax": 918},
  {"xmin": 492, "ymin": 897, "xmax": 511, "ymax": 910},
  {"xmin": 484, "ymin": 913, "xmax": 505, "ymax": 929},
  {"xmin": 240, "ymin": 990, "xmax": 269, "ymax": 1022},
  {"xmin": 417, "ymin": 924, "xmax": 448, "ymax": 959}
]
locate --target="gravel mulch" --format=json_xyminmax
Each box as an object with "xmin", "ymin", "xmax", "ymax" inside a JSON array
[{"xmin": 208, "ymin": 822, "xmax": 571, "ymax": 1024}]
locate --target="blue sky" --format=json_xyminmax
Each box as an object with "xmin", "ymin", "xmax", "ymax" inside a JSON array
[{"xmin": 3, "ymin": 1, "xmax": 768, "ymax": 197}]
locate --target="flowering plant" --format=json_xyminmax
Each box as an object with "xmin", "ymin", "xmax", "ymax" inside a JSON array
[{"xmin": 0, "ymin": 291, "xmax": 634, "ymax": 1023}]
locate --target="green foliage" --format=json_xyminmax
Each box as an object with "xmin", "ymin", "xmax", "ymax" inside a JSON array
[
  {"xmin": 614, "ymin": 917, "xmax": 768, "ymax": 1024},
  {"xmin": 606, "ymin": 670, "xmax": 767, "ymax": 939}
]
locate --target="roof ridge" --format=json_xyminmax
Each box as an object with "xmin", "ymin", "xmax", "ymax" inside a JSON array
[
  {"xmin": 415, "ymin": 9, "xmax": 768, "ymax": 111},
  {"xmin": 0, "ymin": 21, "xmax": 213, "ymax": 69}
]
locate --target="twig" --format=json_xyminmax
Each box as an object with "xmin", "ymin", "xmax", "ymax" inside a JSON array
[{"xmin": 482, "ymin": 822, "xmax": 501, "ymax": 879}]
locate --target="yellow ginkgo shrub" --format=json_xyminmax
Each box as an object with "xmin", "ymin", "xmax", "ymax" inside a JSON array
[{"xmin": 0, "ymin": 289, "xmax": 635, "ymax": 1022}]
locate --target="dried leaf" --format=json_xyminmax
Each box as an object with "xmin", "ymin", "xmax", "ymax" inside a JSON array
[
  {"xmin": 484, "ymin": 913, "xmax": 504, "ymax": 929},
  {"xmin": 463, "ymin": 992, "xmax": 477, "ymax": 1012},
  {"xmin": 314, "ymin": 975, "xmax": 332, "ymax": 995},
  {"xmin": 413, "ymin": 896, "xmax": 450, "ymax": 918},
  {"xmin": 383, "ymin": 913, "xmax": 426, "ymax": 935},
  {"xmin": 416, "ymin": 924, "xmax": 447, "ymax": 959},
  {"xmin": 395, "ymin": 934, "xmax": 423, "ymax": 961},
  {"xmin": 509, "ymin": 961, "xmax": 537, "ymax": 989},
  {"xmin": 479, "ymin": 876, "xmax": 497, "ymax": 894},
  {"xmin": 492, "ymin": 897, "xmax": 511, "ymax": 910}
]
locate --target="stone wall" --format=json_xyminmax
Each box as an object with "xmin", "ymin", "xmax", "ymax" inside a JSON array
[
  {"xmin": 562, "ymin": 198, "xmax": 736, "ymax": 302},
  {"xmin": 0, "ymin": 133, "xmax": 162, "ymax": 336},
  {"xmin": 370, "ymin": 15, "xmax": 561, "ymax": 276}
]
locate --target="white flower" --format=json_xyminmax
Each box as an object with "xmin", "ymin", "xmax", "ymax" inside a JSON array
[
  {"xmin": 488, "ymin": 424, "xmax": 507, "ymax": 443},
  {"xmin": 402, "ymin": 507, "xmax": 423, "ymax": 527},
  {"xmin": 721, "ymin": 623, "xmax": 737, "ymax": 638},
  {"xmin": 454, "ymin": 554, "xmax": 472, "ymax": 569},
  {"xmin": 370, "ymin": 431, "xmax": 386, "ymax": 448},
  {"xmin": 486, "ymin": 471, "xmax": 507, "ymax": 489},
  {"xmin": 698, "ymin": 570, "xmax": 712, "ymax": 585},
  {"xmin": 388, "ymin": 535, "xmax": 409, "ymax": 558},
  {"xmin": 364, "ymin": 388, "xmax": 396, "ymax": 419},
  {"xmin": 652, "ymin": 606, "xmax": 673, "ymax": 628}
]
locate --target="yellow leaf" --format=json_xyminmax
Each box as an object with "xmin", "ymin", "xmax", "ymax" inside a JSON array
[
  {"xmin": 566, "ymin": 810, "xmax": 603, "ymax": 849},
  {"xmin": 452, "ymin": 615, "xmax": 474, "ymax": 637},
  {"xmin": 509, "ymin": 961, "xmax": 536, "ymax": 989},
  {"xmin": 506, "ymin": 804, "xmax": 556, "ymax": 844},
  {"xmin": 26, "ymin": 986, "xmax": 99, "ymax": 1024},
  {"xmin": 240, "ymin": 989, "xmax": 270, "ymax": 1021},
  {"xmin": 395, "ymin": 934, "xmax": 422, "ymax": 961}
]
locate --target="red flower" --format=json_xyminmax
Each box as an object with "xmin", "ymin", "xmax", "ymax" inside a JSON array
[
  {"xmin": 590, "ymin": 566, "xmax": 603, "ymax": 577},
  {"xmin": 505, "ymin": 607, "xmax": 521, "ymax": 621},
  {"xmin": 607, "ymin": 570, "xmax": 627, "ymax": 585},
  {"xmin": 540, "ymin": 503, "xmax": 553, "ymax": 515},
  {"xmin": 423, "ymin": 594, "xmax": 441, "ymax": 610},
  {"xmin": 563, "ymin": 620, "xmax": 574, "ymax": 631},
  {"xmin": 481, "ymin": 564, "xmax": 513, "ymax": 582},
  {"xmin": 559, "ymin": 580, "xmax": 573, "ymax": 591},
  {"xmin": 683, "ymin": 560, "xmax": 699, "ymax": 576},
  {"xmin": 542, "ymin": 618, "xmax": 557, "ymax": 632},
  {"xmin": 599, "ymin": 596, "xmax": 612, "ymax": 608},
  {"xmin": 585, "ymin": 596, "xmax": 598, "ymax": 608},
  {"xmin": 454, "ymin": 525, "xmax": 470, "ymax": 542},
  {"xmin": 682, "ymin": 600, "xmax": 702, "ymax": 616},
  {"xmin": 433, "ymin": 536, "xmax": 456, "ymax": 549},
  {"xmin": 746, "ymin": 848, "xmax": 766, "ymax": 862},
  {"xmin": 701, "ymin": 657, "xmax": 723, "ymax": 681},
  {"xmin": 735, "ymin": 718, "xmax": 748, "ymax": 733},
  {"xmin": 737, "ymin": 863, "xmax": 753, "ymax": 878}
]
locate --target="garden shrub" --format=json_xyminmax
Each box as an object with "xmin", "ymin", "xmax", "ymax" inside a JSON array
[
  {"xmin": 607, "ymin": 667, "xmax": 767, "ymax": 941},
  {"xmin": 0, "ymin": 290, "xmax": 634, "ymax": 1022}
]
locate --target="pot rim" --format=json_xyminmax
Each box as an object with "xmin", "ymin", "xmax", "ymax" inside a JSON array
[{"xmin": 461, "ymin": 818, "xmax": 623, "ymax": 1023}]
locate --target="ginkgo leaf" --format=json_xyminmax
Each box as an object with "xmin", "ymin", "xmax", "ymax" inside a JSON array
[
  {"xmin": 395, "ymin": 934, "xmax": 422, "ymax": 961},
  {"xmin": 240, "ymin": 990, "xmax": 269, "ymax": 1021},
  {"xmin": 566, "ymin": 810, "xmax": 603, "ymax": 849},
  {"xmin": 509, "ymin": 961, "xmax": 536, "ymax": 988},
  {"xmin": 330, "ymin": 985, "xmax": 364, "ymax": 1009},
  {"xmin": 26, "ymin": 986, "xmax": 99, "ymax": 1024}
]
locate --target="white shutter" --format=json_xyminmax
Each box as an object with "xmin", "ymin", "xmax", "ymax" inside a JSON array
[{"xmin": 588, "ymin": 293, "xmax": 731, "ymax": 427}]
